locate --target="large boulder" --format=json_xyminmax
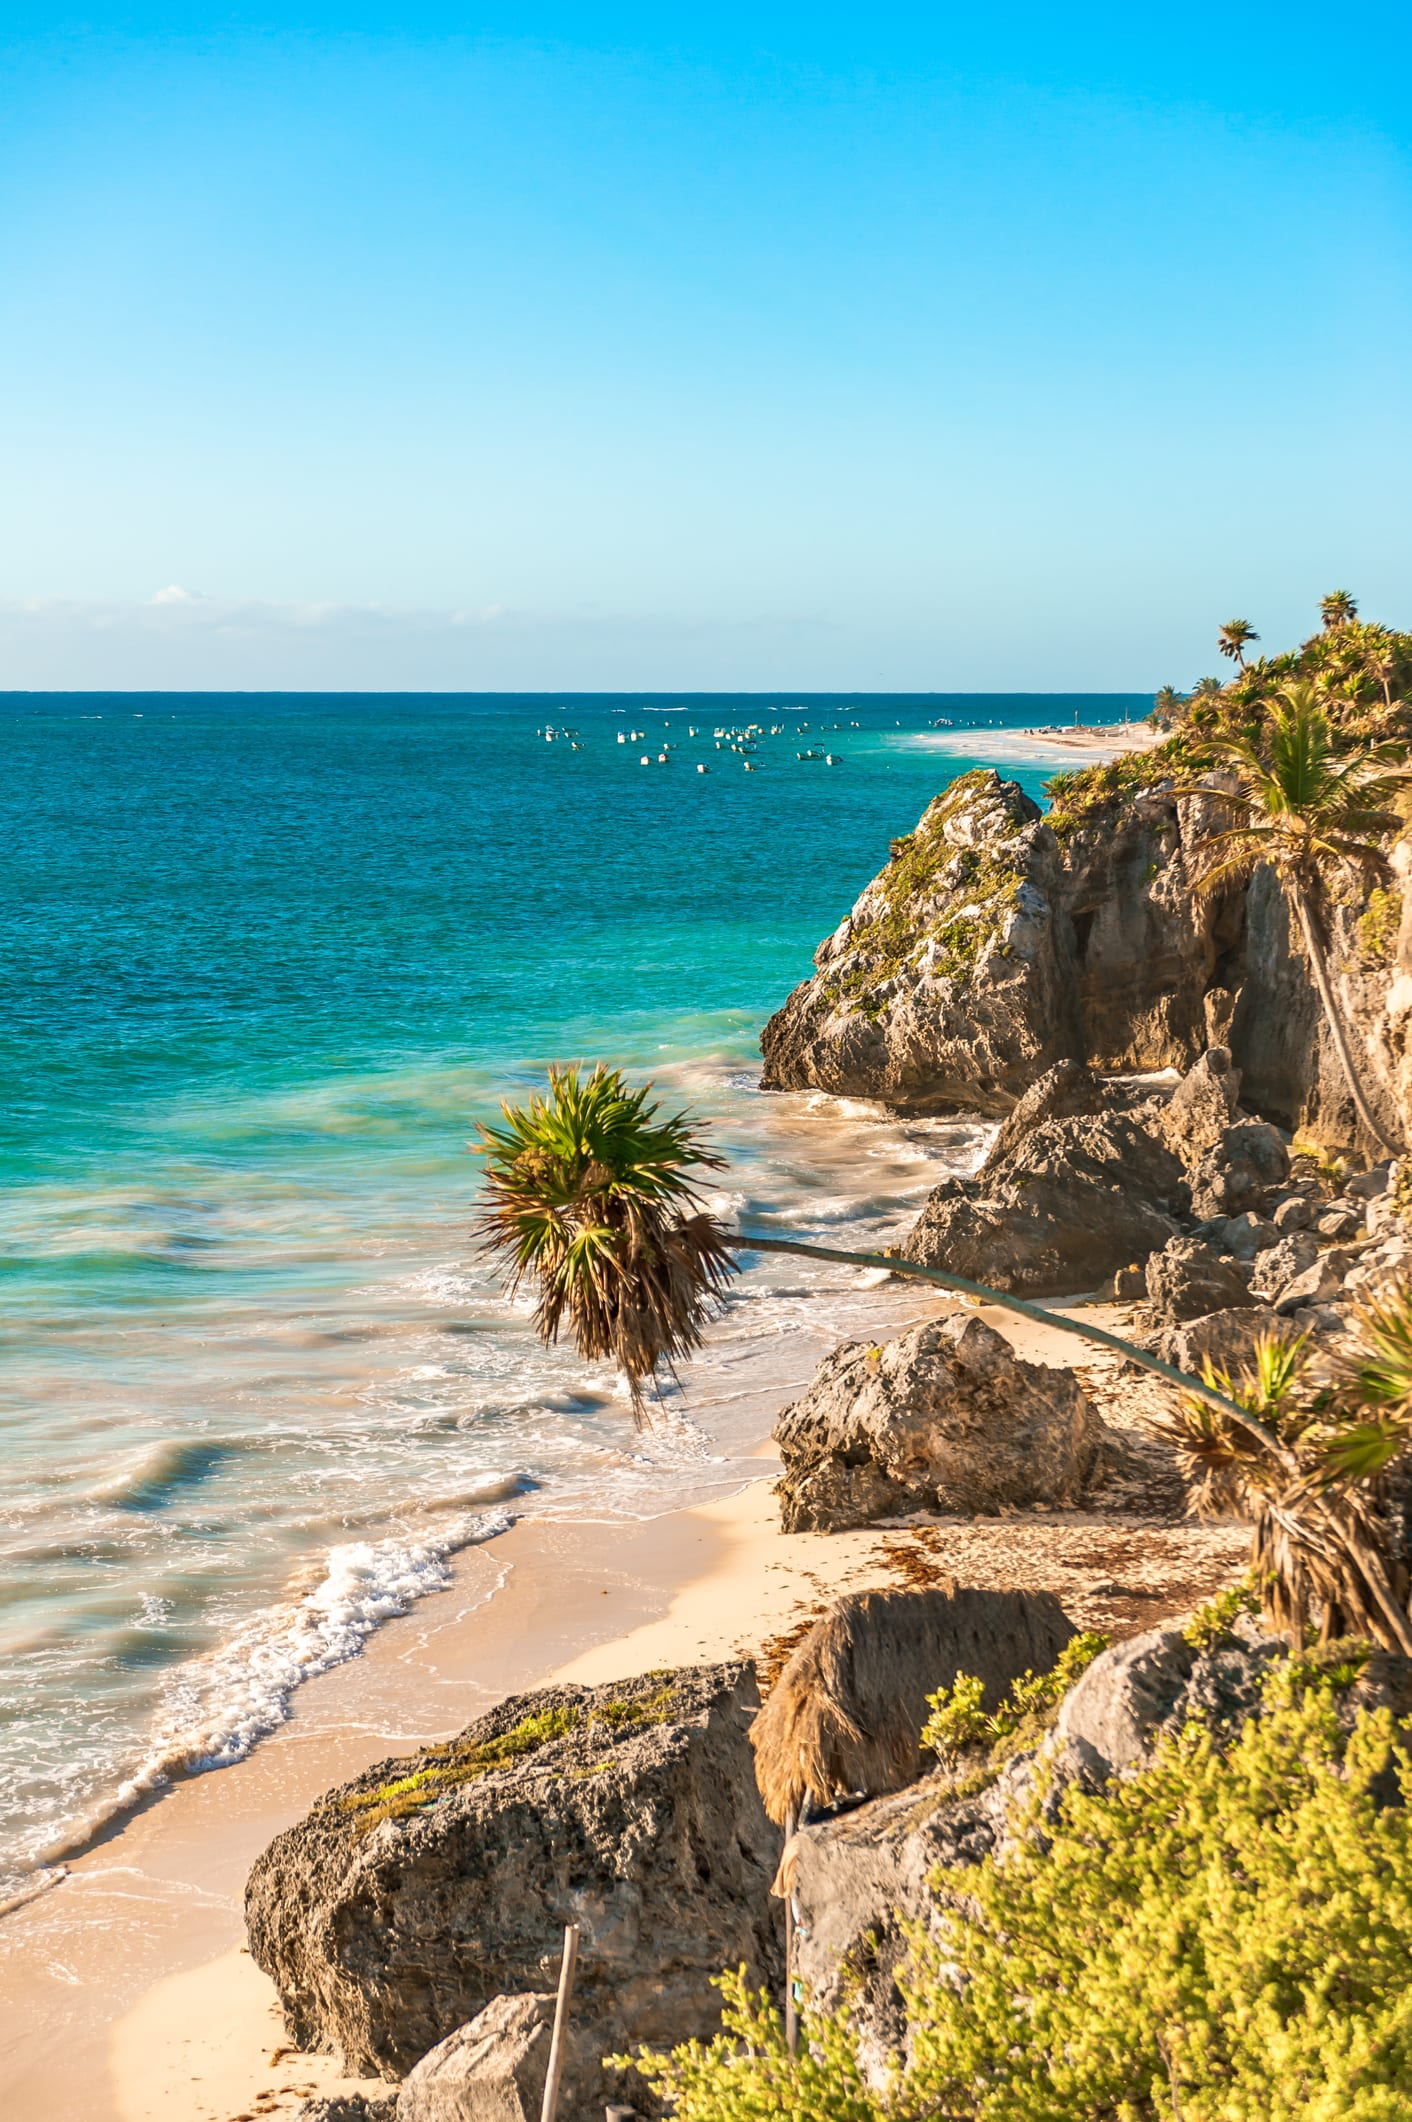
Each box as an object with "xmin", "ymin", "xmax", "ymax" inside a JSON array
[
  {"xmin": 1154, "ymin": 1306, "xmax": 1276, "ymax": 1374},
  {"xmin": 1186, "ymin": 1120, "xmax": 1291, "ymax": 1220},
  {"xmin": 975, "ymin": 1059, "xmax": 1104, "ymax": 1177},
  {"xmin": 760, "ymin": 770, "xmax": 1081, "ymax": 1113},
  {"xmin": 1155, "ymin": 1047, "xmax": 1242, "ymax": 1161},
  {"xmin": 395, "ymin": 1994, "xmax": 576, "ymax": 2122},
  {"xmin": 245, "ymin": 1665, "xmax": 781, "ymax": 2092},
  {"xmin": 772, "ymin": 1314, "xmax": 1101, "ymax": 1533},
  {"xmin": 1144, "ymin": 1237, "xmax": 1260, "ymax": 1324},
  {"xmin": 901, "ymin": 1109, "xmax": 1183, "ymax": 1297}
]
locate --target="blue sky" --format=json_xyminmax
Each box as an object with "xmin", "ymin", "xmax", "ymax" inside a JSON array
[{"xmin": 1, "ymin": 3, "xmax": 1409, "ymax": 690}]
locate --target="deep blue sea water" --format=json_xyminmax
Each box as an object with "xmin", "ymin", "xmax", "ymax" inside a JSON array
[{"xmin": 0, "ymin": 690, "xmax": 1146, "ymax": 1890}]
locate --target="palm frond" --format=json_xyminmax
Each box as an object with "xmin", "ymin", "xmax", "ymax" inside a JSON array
[{"xmin": 470, "ymin": 1064, "xmax": 736, "ymax": 1417}]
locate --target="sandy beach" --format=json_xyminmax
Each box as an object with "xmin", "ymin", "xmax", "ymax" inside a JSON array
[
  {"xmin": 0, "ymin": 1294, "xmax": 1245, "ymax": 2122},
  {"xmin": 909, "ymin": 721, "xmax": 1165, "ymax": 769}
]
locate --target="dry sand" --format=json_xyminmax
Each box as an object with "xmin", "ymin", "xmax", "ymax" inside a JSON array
[
  {"xmin": 912, "ymin": 721, "xmax": 1165, "ymax": 770},
  {"xmin": 0, "ymin": 1298, "xmax": 1246, "ymax": 2122}
]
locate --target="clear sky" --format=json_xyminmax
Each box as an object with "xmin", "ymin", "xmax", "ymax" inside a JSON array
[{"xmin": 2, "ymin": 2, "xmax": 1409, "ymax": 690}]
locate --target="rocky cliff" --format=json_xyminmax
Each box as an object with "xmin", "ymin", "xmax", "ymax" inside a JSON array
[{"xmin": 761, "ymin": 762, "xmax": 1412, "ymax": 1154}]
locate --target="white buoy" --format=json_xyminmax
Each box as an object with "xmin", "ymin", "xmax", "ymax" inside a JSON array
[
  {"xmin": 697, "ymin": 762, "xmax": 708, "ymax": 773},
  {"xmin": 640, "ymin": 755, "xmax": 651, "ymax": 765}
]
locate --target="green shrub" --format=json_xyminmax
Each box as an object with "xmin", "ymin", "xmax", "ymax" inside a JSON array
[
  {"xmin": 919, "ymin": 1631, "xmax": 1109, "ymax": 1764},
  {"xmin": 1182, "ymin": 1571, "xmax": 1262, "ymax": 1650},
  {"xmin": 630, "ymin": 1677, "xmax": 1412, "ymax": 2120}
]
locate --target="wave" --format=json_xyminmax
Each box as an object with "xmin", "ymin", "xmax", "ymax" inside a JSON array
[{"xmin": 122, "ymin": 1499, "xmax": 515, "ymax": 1793}]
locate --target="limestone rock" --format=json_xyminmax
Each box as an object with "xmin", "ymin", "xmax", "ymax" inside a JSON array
[
  {"xmin": 1144, "ymin": 1238, "xmax": 1259, "ymax": 1324},
  {"xmin": 1273, "ymin": 1246, "xmax": 1366, "ymax": 1316},
  {"xmin": 1217, "ymin": 1212, "xmax": 1279, "ymax": 1259},
  {"xmin": 772, "ymin": 1314, "xmax": 1100, "ymax": 1533},
  {"xmin": 902, "ymin": 1110, "xmax": 1183, "ymax": 1298},
  {"xmin": 395, "ymin": 1994, "xmax": 576, "ymax": 2122},
  {"xmin": 296, "ymin": 2101, "xmax": 396, "ymax": 2122},
  {"xmin": 245, "ymin": 1664, "xmax": 781, "ymax": 2087},
  {"xmin": 1154, "ymin": 1306, "xmax": 1277, "ymax": 1374},
  {"xmin": 759, "ymin": 771, "xmax": 1080, "ymax": 1113},
  {"xmin": 1348, "ymin": 1167, "xmax": 1392, "ymax": 1201},
  {"xmin": 1271, "ymin": 1195, "xmax": 1314, "ymax": 1232},
  {"xmin": 1155, "ymin": 1047, "xmax": 1241, "ymax": 1161},
  {"xmin": 1188, "ymin": 1120, "xmax": 1291, "ymax": 1220},
  {"xmin": 976, "ymin": 1058, "xmax": 1103, "ymax": 1177},
  {"xmin": 1251, "ymin": 1230, "xmax": 1319, "ymax": 1301}
]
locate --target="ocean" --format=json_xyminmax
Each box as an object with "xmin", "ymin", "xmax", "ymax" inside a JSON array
[{"xmin": 0, "ymin": 690, "xmax": 1146, "ymax": 1895}]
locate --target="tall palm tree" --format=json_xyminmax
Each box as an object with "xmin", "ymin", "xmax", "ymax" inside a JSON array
[
  {"xmin": 1321, "ymin": 589, "xmax": 1358, "ymax": 631},
  {"xmin": 1153, "ymin": 685, "xmax": 1183, "ymax": 719},
  {"xmin": 1191, "ymin": 682, "xmax": 1408, "ymax": 1155},
  {"xmin": 1218, "ymin": 619, "xmax": 1259, "ymax": 669}
]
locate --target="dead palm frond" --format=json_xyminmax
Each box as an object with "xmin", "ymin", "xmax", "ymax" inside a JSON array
[
  {"xmin": 471, "ymin": 1063, "xmax": 735, "ymax": 1415},
  {"xmin": 1189, "ymin": 682, "xmax": 1410, "ymax": 1153},
  {"xmin": 1158, "ymin": 1295, "xmax": 1412, "ymax": 1654}
]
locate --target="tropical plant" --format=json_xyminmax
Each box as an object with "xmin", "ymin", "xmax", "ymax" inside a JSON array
[
  {"xmin": 1161, "ymin": 1293, "xmax": 1412, "ymax": 1655},
  {"xmin": 470, "ymin": 1067, "xmax": 1286, "ymax": 1431},
  {"xmin": 1219, "ymin": 617, "xmax": 1259, "ymax": 668},
  {"xmin": 470, "ymin": 1063, "xmax": 736, "ymax": 1411},
  {"xmin": 1190, "ymin": 674, "xmax": 1225, "ymax": 700},
  {"xmin": 1190, "ymin": 681, "xmax": 1409, "ymax": 1154},
  {"xmin": 1153, "ymin": 684, "xmax": 1184, "ymax": 719},
  {"xmin": 1322, "ymin": 588, "xmax": 1359, "ymax": 631},
  {"xmin": 627, "ymin": 1673, "xmax": 1412, "ymax": 2121}
]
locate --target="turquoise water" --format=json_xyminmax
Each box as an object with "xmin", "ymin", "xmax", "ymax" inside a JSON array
[{"xmin": 0, "ymin": 691, "xmax": 1143, "ymax": 1890}]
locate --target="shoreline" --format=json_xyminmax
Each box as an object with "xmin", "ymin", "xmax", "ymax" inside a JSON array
[
  {"xmin": 0, "ymin": 1295, "xmax": 1247, "ymax": 2122},
  {"xmin": 907, "ymin": 721, "xmax": 1163, "ymax": 768}
]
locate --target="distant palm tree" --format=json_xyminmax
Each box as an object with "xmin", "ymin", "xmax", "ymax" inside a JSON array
[
  {"xmin": 471, "ymin": 1067, "xmax": 1287, "ymax": 1428},
  {"xmin": 1190, "ymin": 675, "xmax": 1225, "ymax": 701},
  {"xmin": 1165, "ymin": 1294, "xmax": 1412, "ymax": 1655},
  {"xmin": 1192, "ymin": 683, "xmax": 1408, "ymax": 1154},
  {"xmin": 1321, "ymin": 589, "xmax": 1359, "ymax": 631},
  {"xmin": 1218, "ymin": 619, "xmax": 1259, "ymax": 669},
  {"xmin": 1153, "ymin": 685, "xmax": 1183, "ymax": 719}
]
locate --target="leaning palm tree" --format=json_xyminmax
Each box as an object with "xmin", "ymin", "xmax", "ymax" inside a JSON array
[
  {"xmin": 474, "ymin": 1066, "xmax": 1318, "ymax": 1431},
  {"xmin": 1190, "ymin": 682, "xmax": 1409, "ymax": 1155},
  {"xmin": 1321, "ymin": 589, "xmax": 1358, "ymax": 631},
  {"xmin": 1218, "ymin": 618, "xmax": 1259, "ymax": 669},
  {"xmin": 1161, "ymin": 1291, "xmax": 1412, "ymax": 1654}
]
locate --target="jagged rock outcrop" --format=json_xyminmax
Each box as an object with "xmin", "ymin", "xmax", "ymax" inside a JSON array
[
  {"xmin": 761, "ymin": 764, "xmax": 1412, "ymax": 1156},
  {"xmin": 1154, "ymin": 1046, "xmax": 1242, "ymax": 1160},
  {"xmin": 901, "ymin": 1109, "xmax": 1184, "ymax": 1296},
  {"xmin": 760, "ymin": 770, "xmax": 1081, "ymax": 1113},
  {"xmin": 246, "ymin": 1665, "xmax": 781, "ymax": 2100},
  {"xmin": 772, "ymin": 1314, "xmax": 1100, "ymax": 1533}
]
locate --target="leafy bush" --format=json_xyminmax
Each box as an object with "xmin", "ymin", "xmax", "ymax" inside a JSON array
[
  {"xmin": 628, "ymin": 1674, "xmax": 1412, "ymax": 2120},
  {"xmin": 1182, "ymin": 1571, "xmax": 1261, "ymax": 1650},
  {"xmin": 919, "ymin": 1630, "xmax": 1109, "ymax": 1763}
]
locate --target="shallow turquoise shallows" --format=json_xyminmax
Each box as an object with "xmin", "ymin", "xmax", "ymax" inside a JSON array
[{"xmin": 0, "ymin": 690, "xmax": 1144, "ymax": 1891}]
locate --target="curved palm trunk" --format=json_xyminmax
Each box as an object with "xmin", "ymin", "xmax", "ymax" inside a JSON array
[
  {"xmin": 1291, "ymin": 886, "xmax": 1402, "ymax": 1157},
  {"xmin": 726, "ymin": 1229, "xmax": 1412, "ymax": 1657}
]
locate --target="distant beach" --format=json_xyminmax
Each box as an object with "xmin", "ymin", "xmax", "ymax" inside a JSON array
[{"xmin": 904, "ymin": 719, "xmax": 1164, "ymax": 770}]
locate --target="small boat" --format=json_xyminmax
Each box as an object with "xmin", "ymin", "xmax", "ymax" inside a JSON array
[
  {"xmin": 825, "ymin": 753, "xmax": 841, "ymax": 765},
  {"xmin": 697, "ymin": 763, "xmax": 709, "ymax": 773}
]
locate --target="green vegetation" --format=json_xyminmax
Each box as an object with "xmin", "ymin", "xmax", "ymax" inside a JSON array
[
  {"xmin": 1182, "ymin": 1571, "xmax": 1262, "ymax": 1649},
  {"xmin": 1044, "ymin": 749, "xmax": 1169, "ymax": 840},
  {"xmin": 1360, "ymin": 886, "xmax": 1402, "ymax": 962},
  {"xmin": 470, "ymin": 1062, "xmax": 736, "ymax": 1412},
  {"xmin": 826, "ymin": 770, "xmax": 1026, "ymax": 1006},
  {"xmin": 920, "ymin": 1631, "xmax": 1109, "ymax": 1765},
  {"xmin": 342, "ymin": 1703, "xmax": 584, "ymax": 1829},
  {"xmin": 1162, "ymin": 1294, "xmax": 1412, "ymax": 1656},
  {"xmin": 1186, "ymin": 682, "xmax": 1410, "ymax": 1153},
  {"xmin": 627, "ymin": 1668, "xmax": 1412, "ymax": 2121}
]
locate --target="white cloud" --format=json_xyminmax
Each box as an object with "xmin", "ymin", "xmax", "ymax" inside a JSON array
[{"xmin": 148, "ymin": 583, "xmax": 202, "ymax": 605}]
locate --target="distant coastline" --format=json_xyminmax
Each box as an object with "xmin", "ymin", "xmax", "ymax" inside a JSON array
[{"xmin": 903, "ymin": 719, "xmax": 1164, "ymax": 770}]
